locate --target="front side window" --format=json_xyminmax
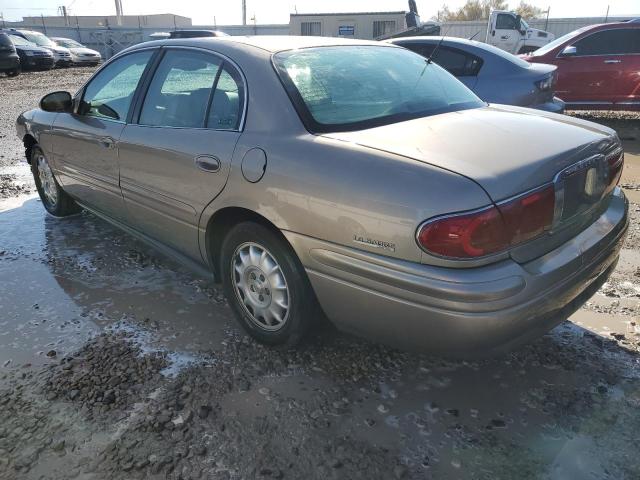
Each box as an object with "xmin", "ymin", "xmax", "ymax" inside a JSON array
[
  {"xmin": 8, "ymin": 35, "xmax": 34, "ymax": 47},
  {"xmin": 496, "ymin": 14, "xmax": 517, "ymax": 30},
  {"xmin": 81, "ymin": 50, "xmax": 153, "ymax": 121},
  {"xmin": 573, "ymin": 29, "xmax": 640, "ymax": 55},
  {"xmin": 140, "ymin": 50, "xmax": 222, "ymax": 128},
  {"xmin": 274, "ymin": 46, "xmax": 483, "ymax": 133}
]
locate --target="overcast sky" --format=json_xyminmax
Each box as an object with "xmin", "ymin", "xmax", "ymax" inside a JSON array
[{"xmin": 1, "ymin": 0, "xmax": 638, "ymax": 24}]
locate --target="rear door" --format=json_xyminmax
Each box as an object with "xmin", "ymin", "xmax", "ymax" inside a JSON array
[
  {"xmin": 52, "ymin": 50, "xmax": 154, "ymax": 220},
  {"xmin": 556, "ymin": 28, "xmax": 634, "ymax": 106},
  {"xmin": 118, "ymin": 48, "xmax": 245, "ymax": 261},
  {"xmin": 612, "ymin": 28, "xmax": 640, "ymax": 107}
]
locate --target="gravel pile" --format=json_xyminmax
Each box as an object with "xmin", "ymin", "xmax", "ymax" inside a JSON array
[{"xmin": 44, "ymin": 332, "xmax": 167, "ymax": 417}]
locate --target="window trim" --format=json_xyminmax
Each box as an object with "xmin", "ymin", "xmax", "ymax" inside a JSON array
[
  {"xmin": 555, "ymin": 27, "xmax": 640, "ymax": 58},
  {"xmin": 75, "ymin": 48, "xmax": 160, "ymax": 125}
]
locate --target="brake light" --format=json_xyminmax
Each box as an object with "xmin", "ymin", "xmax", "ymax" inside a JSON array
[
  {"xmin": 605, "ymin": 150, "xmax": 624, "ymax": 193},
  {"xmin": 417, "ymin": 185, "xmax": 555, "ymax": 259}
]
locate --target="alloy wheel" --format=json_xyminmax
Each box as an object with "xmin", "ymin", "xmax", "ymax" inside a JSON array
[
  {"xmin": 231, "ymin": 242, "xmax": 290, "ymax": 331},
  {"xmin": 37, "ymin": 153, "xmax": 58, "ymax": 207}
]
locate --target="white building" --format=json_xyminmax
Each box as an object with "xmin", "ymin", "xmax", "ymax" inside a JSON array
[{"xmin": 289, "ymin": 11, "xmax": 408, "ymax": 40}]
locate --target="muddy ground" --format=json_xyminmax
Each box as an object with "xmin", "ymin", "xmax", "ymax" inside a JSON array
[{"xmin": 1, "ymin": 68, "xmax": 639, "ymax": 480}]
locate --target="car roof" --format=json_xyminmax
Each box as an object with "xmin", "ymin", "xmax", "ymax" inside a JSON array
[
  {"xmin": 131, "ymin": 35, "xmax": 392, "ymax": 54},
  {"xmin": 387, "ymin": 36, "xmax": 510, "ymax": 56}
]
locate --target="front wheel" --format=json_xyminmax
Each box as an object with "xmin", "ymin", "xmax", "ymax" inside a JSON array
[
  {"xmin": 221, "ymin": 222, "xmax": 319, "ymax": 346},
  {"xmin": 7, "ymin": 68, "xmax": 20, "ymax": 77},
  {"xmin": 31, "ymin": 146, "xmax": 81, "ymax": 217}
]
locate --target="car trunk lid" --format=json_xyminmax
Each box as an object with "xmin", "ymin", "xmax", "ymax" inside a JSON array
[{"xmin": 322, "ymin": 105, "xmax": 622, "ymax": 262}]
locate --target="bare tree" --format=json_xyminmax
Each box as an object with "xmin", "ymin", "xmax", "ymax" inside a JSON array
[
  {"xmin": 513, "ymin": 1, "xmax": 546, "ymax": 19},
  {"xmin": 437, "ymin": 0, "xmax": 509, "ymax": 21}
]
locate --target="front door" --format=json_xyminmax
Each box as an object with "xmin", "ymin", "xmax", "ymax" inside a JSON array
[
  {"xmin": 490, "ymin": 13, "xmax": 520, "ymax": 53},
  {"xmin": 118, "ymin": 48, "xmax": 245, "ymax": 261},
  {"xmin": 52, "ymin": 50, "xmax": 154, "ymax": 220}
]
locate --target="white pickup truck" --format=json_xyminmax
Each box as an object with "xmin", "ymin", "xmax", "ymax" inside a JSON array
[{"xmin": 485, "ymin": 10, "xmax": 554, "ymax": 54}]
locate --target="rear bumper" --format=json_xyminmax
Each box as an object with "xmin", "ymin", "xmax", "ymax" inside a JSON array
[
  {"xmin": 72, "ymin": 56, "xmax": 101, "ymax": 65},
  {"xmin": 533, "ymin": 96, "xmax": 565, "ymax": 114},
  {"xmin": 285, "ymin": 188, "xmax": 628, "ymax": 357}
]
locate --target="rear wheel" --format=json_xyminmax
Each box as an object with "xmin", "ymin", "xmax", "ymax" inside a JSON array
[
  {"xmin": 31, "ymin": 146, "xmax": 81, "ymax": 217},
  {"xmin": 221, "ymin": 222, "xmax": 318, "ymax": 346}
]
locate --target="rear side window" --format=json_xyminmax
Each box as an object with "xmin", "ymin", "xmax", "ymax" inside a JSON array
[
  {"xmin": 140, "ymin": 50, "xmax": 222, "ymax": 128},
  {"xmin": 401, "ymin": 44, "xmax": 483, "ymax": 77},
  {"xmin": 573, "ymin": 28, "xmax": 640, "ymax": 55},
  {"xmin": 81, "ymin": 51, "xmax": 153, "ymax": 121},
  {"xmin": 207, "ymin": 67, "xmax": 244, "ymax": 130}
]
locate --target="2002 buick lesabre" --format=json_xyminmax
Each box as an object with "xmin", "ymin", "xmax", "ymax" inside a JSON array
[{"xmin": 16, "ymin": 36, "xmax": 628, "ymax": 356}]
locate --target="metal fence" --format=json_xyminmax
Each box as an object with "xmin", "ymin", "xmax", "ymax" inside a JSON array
[
  {"xmin": 11, "ymin": 14, "xmax": 638, "ymax": 59},
  {"xmin": 11, "ymin": 24, "xmax": 289, "ymax": 59},
  {"xmin": 439, "ymin": 16, "xmax": 636, "ymax": 41}
]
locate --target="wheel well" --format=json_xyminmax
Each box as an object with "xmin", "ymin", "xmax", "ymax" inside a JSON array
[
  {"xmin": 23, "ymin": 134, "xmax": 37, "ymax": 164},
  {"xmin": 205, "ymin": 207, "xmax": 284, "ymax": 281}
]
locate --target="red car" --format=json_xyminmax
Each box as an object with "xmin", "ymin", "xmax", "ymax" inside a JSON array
[{"xmin": 523, "ymin": 21, "xmax": 640, "ymax": 110}]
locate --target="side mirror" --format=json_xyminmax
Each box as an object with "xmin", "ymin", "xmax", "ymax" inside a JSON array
[
  {"xmin": 560, "ymin": 45, "xmax": 577, "ymax": 57},
  {"xmin": 40, "ymin": 91, "xmax": 73, "ymax": 113}
]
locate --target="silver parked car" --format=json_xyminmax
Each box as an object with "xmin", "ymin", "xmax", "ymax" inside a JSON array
[
  {"xmin": 387, "ymin": 36, "xmax": 565, "ymax": 113},
  {"xmin": 51, "ymin": 37, "xmax": 102, "ymax": 66},
  {"xmin": 16, "ymin": 37, "xmax": 628, "ymax": 356}
]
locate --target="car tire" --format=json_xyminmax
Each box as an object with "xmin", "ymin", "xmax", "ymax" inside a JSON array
[
  {"xmin": 221, "ymin": 221, "xmax": 318, "ymax": 346},
  {"xmin": 7, "ymin": 68, "xmax": 20, "ymax": 77},
  {"xmin": 31, "ymin": 146, "xmax": 81, "ymax": 217}
]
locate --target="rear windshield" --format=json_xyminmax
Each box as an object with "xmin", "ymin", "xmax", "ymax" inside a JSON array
[
  {"xmin": 273, "ymin": 46, "xmax": 484, "ymax": 133},
  {"xmin": 55, "ymin": 38, "xmax": 83, "ymax": 48}
]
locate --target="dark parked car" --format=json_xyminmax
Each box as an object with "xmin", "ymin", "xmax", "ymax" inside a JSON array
[
  {"xmin": 3, "ymin": 28, "xmax": 72, "ymax": 66},
  {"xmin": 0, "ymin": 32, "xmax": 20, "ymax": 76},
  {"xmin": 388, "ymin": 36, "xmax": 564, "ymax": 113},
  {"xmin": 522, "ymin": 22, "xmax": 640, "ymax": 110},
  {"xmin": 7, "ymin": 34, "xmax": 54, "ymax": 71},
  {"xmin": 168, "ymin": 30, "xmax": 228, "ymax": 39}
]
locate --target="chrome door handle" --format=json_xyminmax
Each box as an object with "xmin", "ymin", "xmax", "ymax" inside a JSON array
[
  {"xmin": 500, "ymin": 35, "xmax": 510, "ymax": 39},
  {"xmin": 604, "ymin": 59, "xmax": 621, "ymax": 64},
  {"xmin": 195, "ymin": 155, "xmax": 221, "ymax": 173},
  {"xmin": 100, "ymin": 136, "xmax": 115, "ymax": 149}
]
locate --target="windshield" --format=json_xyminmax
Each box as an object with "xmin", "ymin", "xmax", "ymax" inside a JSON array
[
  {"xmin": 529, "ymin": 27, "xmax": 591, "ymax": 56},
  {"xmin": 274, "ymin": 46, "xmax": 483, "ymax": 133},
  {"xmin": 8, "ymin": 35, "xmax": 36, "ymax": 47},
  {"xmin": 55, "ymin": 39, "xmax": 83, "ymax": 48},
  {"xmin": 21, "ymin": 31, "xmax": 56, "ymax": 47}
]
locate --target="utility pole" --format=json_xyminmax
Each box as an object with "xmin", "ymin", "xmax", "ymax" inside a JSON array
[
  {"xmin": 604, "ymin": 5, "xmax": 609, "ymax": 23},
  {"xmin": 60, "ymin": 5, "xmax": 69, "ymax": 26},
  {"xmin": 114, "ymin": 0, "xmax": 123, "ymax": 26},
  {"xmin": 242, "ymin": 0, "xmax": 247, "ymax": 26},
  {"xmin": 0, "ymin": 12, "xmax": 5, "ymax": 29},
  {"xmin": 544, "ymin": 6, "xmax": 550, "ymax": 31},
  {"xmin": 41, "ymin": 14, "xmax": 47, "ymax": 34}
]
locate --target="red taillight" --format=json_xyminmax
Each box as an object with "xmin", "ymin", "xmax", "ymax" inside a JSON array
[
  {"xmin": 606, "ymin": 150, "xmax": 624, "ymax": 193},
  {"xmin": 417, "ymin": 185, "xmax": 555, "ymax": 259}
]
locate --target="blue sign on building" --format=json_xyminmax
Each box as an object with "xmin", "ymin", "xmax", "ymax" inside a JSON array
[{"xmin": 338, "ymin": 25, "xmax": 355, "ymax": 36}]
